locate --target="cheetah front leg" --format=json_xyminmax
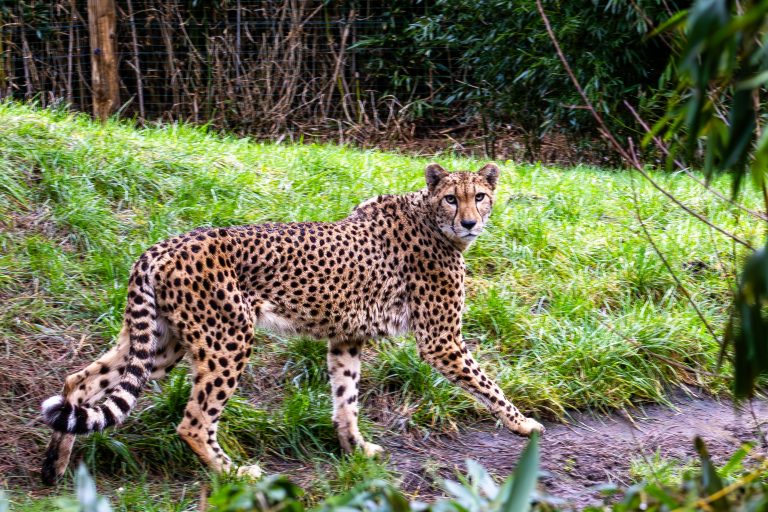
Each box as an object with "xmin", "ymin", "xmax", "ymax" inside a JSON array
[
  {"xmin": 327, "ymin": 340, "xmax": 383, "ymax": 457},
  {"xmin": 414, "ymin": 326, "xmax": 544, "ymax": 436}
]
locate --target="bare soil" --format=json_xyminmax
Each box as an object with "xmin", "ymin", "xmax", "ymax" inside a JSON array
[
  {"xmin": 371, "ymin": 391, "xmax": 768, "ymax": 510},
  {"xmin": 6, "ymin": 381, "xmax": 767, "ymax": 510},
  {"xmin": 376, "ymin": 126, "xmax": 616, "ymax": 167}
]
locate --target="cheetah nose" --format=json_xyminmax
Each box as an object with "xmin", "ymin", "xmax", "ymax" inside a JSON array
[{"xmin": 460, "ymin": 220, "xmax": 477, "ymax": 230}]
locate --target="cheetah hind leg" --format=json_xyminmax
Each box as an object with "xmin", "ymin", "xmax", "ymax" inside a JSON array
[
  {"xmin": 41, "ymin": 324, "xmax": 183, "ymax": 485},
  {"xmin": 174, "ymin": 305, "xmax": 262, "ymax": 478},
  {"xmin": 40, "ymin": 326, "xmax": 133, "ymax": 485},
  {"xmin": 328, "ymin": 340, "xmax": 383, "ymax": 457},
  {"xmin": 41, "ymin": 432, "xmax": 76, "ymax": 486}
]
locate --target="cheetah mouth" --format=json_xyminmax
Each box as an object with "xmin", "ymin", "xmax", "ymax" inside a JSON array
[{"xmin": 451, "ymin": 227, "xmax": 480, "ymax": 241}]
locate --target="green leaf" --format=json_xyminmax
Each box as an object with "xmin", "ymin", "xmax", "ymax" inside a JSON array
[
  {"xmin": 443, "ymin": 478, "xmax": 481, "ymax": 507},
  {"xmin": 682, "ymin": 0, "xmax": 729, "ymax": 71},
  {"xmin": 751, "ymin": 128, "xmax": 768, "ymax": 189},
  {"xmin": 500, "ymin": 432, "xmax": 539, "ymax": 512},
  {"xmin": 719, "ymin": 442, "xmax": 753, "ymax": 477},
  {"xmin": 466, "ymin": 459, "xmax": 499, "ymax": 499},
  {"xmin": 722, "ymin": 88, "xmax": 756, "ymax": 173},
  {"xmin": 736, "ymin": 69, "xmax": 768, "ymax": 90},
  {"xmin": 649, "ymin": 9, "xmax": 689, "ymax": 38},
  {"xmin": 695, "ymin": 437, "xmax": 727, "ymax": 511},
  {"xmin": 74, "ymin": 464, "xmax": 112, "ymax": 512},
  {"xmin": 643, "ymin": 482, "xmax": 681, "ymax": 508},
  {"xmin": 729, "ymin": 245, "xmax": 768, "ymax": 398}
]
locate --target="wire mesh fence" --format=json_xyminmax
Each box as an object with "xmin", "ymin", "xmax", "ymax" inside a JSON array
[
  {"xmin": 0, "ymin": 1, "xmax": 680, "ymax": 161},
  {"xmin": 0, "ymin": 1, "xmax": 445, "ymax": 145}
]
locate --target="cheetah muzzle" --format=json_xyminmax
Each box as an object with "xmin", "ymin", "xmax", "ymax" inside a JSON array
[{"xmin": 39, "ymin": 162, "xmax": 544, "ymax": 484}]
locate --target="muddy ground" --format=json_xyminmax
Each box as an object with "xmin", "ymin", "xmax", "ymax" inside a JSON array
[
  {"xmin": 360, "ymin": 392, "xmax": 768, "ymax": 509},
  {"xmin": 10, "ymin": 389, "xmax": 767, "ymax": 509}
]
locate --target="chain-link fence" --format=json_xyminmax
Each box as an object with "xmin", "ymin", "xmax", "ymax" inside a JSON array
[
  {"xmin": 0, "ymin": 1, "xmax": 443, "ymax": 144},
  {"xmin": 0, "ymin": 1, "xmax": 680, "ymax": 161}
]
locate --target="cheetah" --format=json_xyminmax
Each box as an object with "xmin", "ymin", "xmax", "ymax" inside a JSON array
[{"xmin": 40, "ymin": 162, "xmax": 544, "ymax": 484}]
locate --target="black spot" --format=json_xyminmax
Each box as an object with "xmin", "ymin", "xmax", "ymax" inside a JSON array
[
  {"xmin": 120, "ymin": 381, "xmax": 141, "ymax": 396},
  {"xmin": 111, "ymin": 396, "xmax": 131, "ymax": 414},
  {"xmin": 74, "ymin": 406, "xmax": 89, "ymax": 433},
  {"xmin": 132, "ymin": 349, "xmax": 151, "ymax": 359},
  {"xmin": 125, "ymin": 364, "xmax": 144, "ymax": 378},
  {"xmin": 101, "ymin": 403, "xmax": 116, "ymax": 427}
]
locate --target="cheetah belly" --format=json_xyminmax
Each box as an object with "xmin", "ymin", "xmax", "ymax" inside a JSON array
[
  {"xmin": 380, "ymin": 300, "xmax": 409, "ymax": 338},
  {"xmin": 359, "ymin": 293, "xmax": 409, "ymax": 340},
  {"xmin": 254, "ymin": 301, "xmax": 298, "ymax": 335}
]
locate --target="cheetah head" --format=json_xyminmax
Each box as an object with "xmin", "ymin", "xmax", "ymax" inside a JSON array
[{"xmin": 424, "ymin": 163, "xmax": 499, "ymax": 249}]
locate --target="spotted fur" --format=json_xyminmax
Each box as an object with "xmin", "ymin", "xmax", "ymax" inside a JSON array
[{"xmin": 40, "ymin": 163, "xmax": 543, "ymax": 484}]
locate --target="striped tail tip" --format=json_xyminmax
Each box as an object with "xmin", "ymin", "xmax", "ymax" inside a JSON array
[
  {"xmin": 41, "ymin": 395, "xmax": 86, "ymax": 433},
  {"xmin": 41, "ymin": 395, "xmax": 66, "ymax": 427}
]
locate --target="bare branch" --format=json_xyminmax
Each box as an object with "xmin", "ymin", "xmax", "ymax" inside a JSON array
[
  {"xmin": 627, "ymin": 149, "xmax": 722, "ymax": 346},
  {"xmin": 623, "ymin": 100, "xmax": 768, "ymax": 222}
]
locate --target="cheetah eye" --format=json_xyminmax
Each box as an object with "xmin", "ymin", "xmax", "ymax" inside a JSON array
[
  {"xmin": 475, "ymin": 193, "xmax": 486, "ymax": 202},
  {"xmin": 444, "ymin": 195, "xmax": 457, "ymax": 205}
]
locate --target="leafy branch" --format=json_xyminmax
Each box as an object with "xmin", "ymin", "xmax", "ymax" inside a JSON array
[{"xmin": 537, "ymin": 0, "xmax": 768, "ymax": 399}]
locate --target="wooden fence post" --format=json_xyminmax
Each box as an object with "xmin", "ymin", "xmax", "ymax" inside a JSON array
[
  {"xmin": 87, "ymin": 0, "xmax": 119, "ymax": 122},
  {"xmin": 0, "ymin": 10, "xmax": 5, "ymax": 95}
]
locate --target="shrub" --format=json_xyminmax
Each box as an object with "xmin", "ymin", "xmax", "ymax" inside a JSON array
[{"xmin": 355, "ymin": 0, "xmax": 687, "ymax": 155}]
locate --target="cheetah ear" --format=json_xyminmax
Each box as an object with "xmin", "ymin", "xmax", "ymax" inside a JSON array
[
  {"xmin": 425, "ymin": 163, "xmax": 447, "ymax": 192},
  {"xmin": 477, "ymin": 163, "xmax": 500, "ymax": 189}
]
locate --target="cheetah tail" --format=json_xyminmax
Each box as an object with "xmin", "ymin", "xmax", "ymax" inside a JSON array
[{"xmin": 41, "ymin": 273, "xmax": 159, "ymax": 434}]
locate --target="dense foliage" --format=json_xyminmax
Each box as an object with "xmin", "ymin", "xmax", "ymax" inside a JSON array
[
  {"xmin": 1, "ymin": 0, "xmax": 685, "ymax": 152},
  {"xmin": 638, "ymin": 0, "xmax": 768, "ymax": 398},
  {"xmin": 355, "ymin": 0, "xmax": 685, "ymax": 151}
]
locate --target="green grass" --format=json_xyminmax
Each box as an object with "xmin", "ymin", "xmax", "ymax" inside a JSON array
[
  {"xmin": 629, "ymin": 451, "xmax": 698, "ymax": 487},
  {"xmin": 0, "ymin": 101, "xmax": 764, "ymax": 509}
]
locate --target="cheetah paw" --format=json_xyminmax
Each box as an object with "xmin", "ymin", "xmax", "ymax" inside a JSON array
[
  {"xmin": 517, "ymin": 417, "xmax": 545, "ymax": 436},
  {"xmin": 359, "ymin": 441, "xmax": 385, "ymax": 457},
  {"xmin": 236, "ymin": 464, "xmax": 263, "ymax": 479}
]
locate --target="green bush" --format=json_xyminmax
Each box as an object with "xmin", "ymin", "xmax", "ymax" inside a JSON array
[{"xmin": 354, "ymin": 0, "xmax": 686, "ymax": 154}]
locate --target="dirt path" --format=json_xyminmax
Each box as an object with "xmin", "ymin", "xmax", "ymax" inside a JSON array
[{"xmin": 374, "ymin": 393, "xmax": 768, "ymax": 509}]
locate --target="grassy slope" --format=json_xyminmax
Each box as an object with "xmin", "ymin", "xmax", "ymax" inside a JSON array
[{"xmin": 0, "ymin": 102, "xmax": 762, "ymax": 509}]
